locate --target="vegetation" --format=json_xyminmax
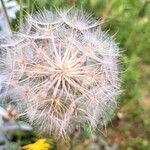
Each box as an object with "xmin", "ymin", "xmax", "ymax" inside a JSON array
[{"xmin": 0, "ymin": 0, "xmax": 149, "ymax": 149}]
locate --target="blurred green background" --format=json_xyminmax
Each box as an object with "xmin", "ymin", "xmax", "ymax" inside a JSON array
[{"xmin": 0, "ymin": 0, "xmax": 150, "ymax": 149}]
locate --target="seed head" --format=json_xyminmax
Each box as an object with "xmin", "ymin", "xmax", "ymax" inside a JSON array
[{"xmin": 0, "ymin": 8, "xmax": 121, "ymax": 137}]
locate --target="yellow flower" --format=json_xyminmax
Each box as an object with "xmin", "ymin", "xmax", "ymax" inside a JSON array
[{"xmin": 22, "ymin": 139, "xmax": 51, "ymax": 150}]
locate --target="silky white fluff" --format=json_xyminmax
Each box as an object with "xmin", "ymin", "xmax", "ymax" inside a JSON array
[{"xmin": 0, "ymin": 8, "xmax": 121, "ymax": 137}]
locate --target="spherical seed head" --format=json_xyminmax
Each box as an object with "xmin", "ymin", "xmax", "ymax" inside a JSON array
[{"xmin": 0, "ymin": 8, "xmax": 121, "ymax": 137}]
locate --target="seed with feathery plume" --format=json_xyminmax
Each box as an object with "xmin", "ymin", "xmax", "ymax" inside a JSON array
[{"xmin": 0, "ymin": 8, "xmax": 121, "ymax": 137}]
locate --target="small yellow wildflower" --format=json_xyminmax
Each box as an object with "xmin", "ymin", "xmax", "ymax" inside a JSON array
[{"xmin": 22, "ymin": 139, "xmax": 51, "ymax": 150}]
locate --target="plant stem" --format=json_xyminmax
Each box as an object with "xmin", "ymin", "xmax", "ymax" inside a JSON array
[
  {"xmin": 138, "ymin": 0, "xmax": 149, "ymax": 17},
  {"xmin": 27, "ymin": 0, "xmax": 31, "ymax": 14},
  {"xmin": 0, "ymin": 0, "xmax": 12, "ymax": 33},
  {"xmin": 101, "ymin": 0, "xmax": 113, "ymax": 22},
  {"xmin": 19, "ymin": 0, "xmax": 23, "ymax": 27}
]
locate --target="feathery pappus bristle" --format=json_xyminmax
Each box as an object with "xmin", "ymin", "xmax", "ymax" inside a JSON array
[{"xmin": 0, "ymin": 8, "xmax": 121, "ymax": 137}]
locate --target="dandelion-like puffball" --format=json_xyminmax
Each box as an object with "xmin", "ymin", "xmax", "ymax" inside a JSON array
[{"xmin": 0, "ymin": 8, "xmax": 120, "ymax": 137}]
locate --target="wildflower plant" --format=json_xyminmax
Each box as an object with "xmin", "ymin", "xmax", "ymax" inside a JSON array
[
  {"xmin": 22, "ymin": 139, "xmax": 51, "ymax": 150},
  {"xmin": 0, "ymin": 8, "xmax": 121, "ymax": 137}
]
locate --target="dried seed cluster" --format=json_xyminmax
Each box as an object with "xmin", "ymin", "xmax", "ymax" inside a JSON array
[{"xmin": 0, "ymin": 8, "xmax": 120, "ymax": 137}]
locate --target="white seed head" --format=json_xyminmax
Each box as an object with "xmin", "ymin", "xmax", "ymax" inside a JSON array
[{"xmin": 0, "ymin": 8, "xmax": 121, "ymax": 137}]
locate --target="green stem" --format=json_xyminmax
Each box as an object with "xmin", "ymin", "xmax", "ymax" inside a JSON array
[
  {"xmin": 101, "ymin": 0, "xmax": 113, "ymax": 22},
  {"xmin": 19, "ymin": 0, "xmax": 23, "ymax": 27},
  {"xmin": 138, "ymin": 0, "xmax": 148, "ymax": 17},
  {"xmin": 27, "ymin": 0, "xmax": 31, "ymax": 14},
  {"xmin": 0, "ymin": 0, "xmax": 12, "ymax": 33}
]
